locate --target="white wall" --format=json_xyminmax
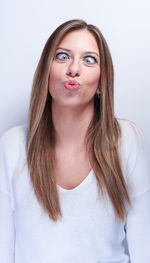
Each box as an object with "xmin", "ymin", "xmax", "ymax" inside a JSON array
[{"xmin": 0, "ymin": 0, "xmax": 150, "ymax": 146}]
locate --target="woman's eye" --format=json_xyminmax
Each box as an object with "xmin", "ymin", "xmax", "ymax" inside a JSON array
[
  {"xmin": 84, "ymin": 56, "xmax": 97, "ymax": 64},
  {"xmin": 55, "ymin": 52, "xmax": 69, "ymax": 61}
]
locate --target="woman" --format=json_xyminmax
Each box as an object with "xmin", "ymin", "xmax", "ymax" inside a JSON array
[{"xmin": 0, "ymin": 19, "xmax": 150, "ymax": 263}]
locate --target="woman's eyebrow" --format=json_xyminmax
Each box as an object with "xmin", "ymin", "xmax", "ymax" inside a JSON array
[
  {"xmin": 84, "ymin": 51, "xmax": 100, "ymax": 58},
  {"xmin": 56, "ymin": 47, "xmax": 99, "ymax": 58},
  {"xmin": 56, "ymin": 47, "xmax": 71, "ymax": 52}
]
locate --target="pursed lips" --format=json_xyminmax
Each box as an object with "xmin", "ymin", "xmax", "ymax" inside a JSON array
[{"xmin": 63, "ymin": 80, "xmax": 81, "ymax": 90}]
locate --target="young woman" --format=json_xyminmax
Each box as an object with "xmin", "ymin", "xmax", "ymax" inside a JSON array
[{"xmin": 0, "ymin": 19, "xmax": 150, "ymax": 263}]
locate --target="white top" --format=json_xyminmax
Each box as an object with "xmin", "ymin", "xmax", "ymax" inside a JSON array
[{"xmin": 0, "ymin": 119, "xmax": 150, "ymax": 263}]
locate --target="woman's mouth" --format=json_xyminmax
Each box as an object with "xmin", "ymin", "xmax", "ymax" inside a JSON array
[{"xmin": 63, "ymin": 80, "xmax": 80, "ymax": 91}]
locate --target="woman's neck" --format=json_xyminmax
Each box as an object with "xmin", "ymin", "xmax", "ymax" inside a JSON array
[{"xmin": 51, "ymin": 101, "xmax": 94, "ymax": 152}]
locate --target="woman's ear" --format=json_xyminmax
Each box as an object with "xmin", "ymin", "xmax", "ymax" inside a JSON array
[{"xmin": 96, "ymin": 88, "xmax": 101, "ymax": 95}]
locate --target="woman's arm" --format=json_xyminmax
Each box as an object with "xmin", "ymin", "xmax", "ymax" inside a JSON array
[
  {"xmin": 0, "ymin": 191, "xmax": 15, "ymax": 262},
  {"xmin": 0, "ymin": 132, "xmax": 16, "ymax": 262},
  {"xmin": 120, "ymin": 120, "xmax": 150, "ymax": 262},
  {"xmin": 126, "ymin": 189, "xmax": 150, "ymax": 262}
]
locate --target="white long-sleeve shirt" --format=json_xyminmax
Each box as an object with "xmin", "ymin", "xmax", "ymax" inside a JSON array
[{"xmin": 0, "ymin": 119, "xmax": 150, "ymax": 263}]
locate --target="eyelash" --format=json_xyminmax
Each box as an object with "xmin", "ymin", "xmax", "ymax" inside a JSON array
[
  {"xmin": 84, "ymin": 56, "xmax": 97, "ymax": 63},
  {"xmin": 55, "ymin": 52, "xmax": 69, "ymax": 60},
  {"xmin": 55, "ymin": 52, "xmax": 97, "ymax": 64}
]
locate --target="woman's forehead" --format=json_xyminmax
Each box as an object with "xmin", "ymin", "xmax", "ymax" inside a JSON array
[{"xmin": 57, "ymin": 29, "xmax": 99, "ymax": 54}]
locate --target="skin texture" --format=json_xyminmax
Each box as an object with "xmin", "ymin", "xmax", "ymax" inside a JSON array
[
  {"xmin": 49, "ymin": 29, "xmax": 101, "ymax": 110},
  {"xmin": 48, "ymin": 29, "xmax": 101, "ymax": 148},
  {"xmin": 48, "ymin": 30, "xmax": 101, "ymax": 179}
]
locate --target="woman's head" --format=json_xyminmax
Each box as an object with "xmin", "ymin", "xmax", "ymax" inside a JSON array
[{"xmin": 28, "ymin": 19, "xmax": 114, "ymax": 133}]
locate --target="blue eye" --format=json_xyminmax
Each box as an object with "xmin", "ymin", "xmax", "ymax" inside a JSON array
[
  {"xmin": 84, "ymin": 56, "xmax": 97, "ymax": 64},
  {"xmin": 55, "ymin": 52, "xmax": 69, "ymax": 60}
]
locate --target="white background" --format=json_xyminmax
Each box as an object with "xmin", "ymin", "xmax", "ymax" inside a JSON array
[{"xmin": 0, "ymin": 0, "xmax": 150, "ymax": 147}]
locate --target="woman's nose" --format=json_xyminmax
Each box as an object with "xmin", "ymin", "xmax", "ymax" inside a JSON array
[{"xmin": 66, "ymin": 59, "xmax": 81, "ymax": 77}]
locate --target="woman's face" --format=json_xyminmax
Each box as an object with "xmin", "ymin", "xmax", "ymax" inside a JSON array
[{"xmin": 49, "ymin": 29, "xmax": 100, "ymax": 108}]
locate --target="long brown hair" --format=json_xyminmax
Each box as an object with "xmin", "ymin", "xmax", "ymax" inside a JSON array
[{"xmin": 27, "ymin": 19, "xmax": 131, "ymax": 222}]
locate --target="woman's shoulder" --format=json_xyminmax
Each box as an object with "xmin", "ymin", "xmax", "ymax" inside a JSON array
[
  {"xmin": 0, "ymin": 124, "xmax": 28, "ymax": 169},
  {"xmin": 117, "ymin": 118, "xmax": 150, "ymax": 198},
  {"xmin": 117, "ymin": 118, "xmax": 145, "ymax": 149},
  {"xmin": 117, "ymin": 118, "xmax": 148, "ymax": 161},
  {"xmin": 0, "ymin": 124, "xmax": 28, "ymax": 193},
  {"xmin": 117, "ymin": 118, "xmax": 141, "ymax": 136},
  {"xmin": 0, "ymin": 124, "xmax": 28, "ymax": 148}
]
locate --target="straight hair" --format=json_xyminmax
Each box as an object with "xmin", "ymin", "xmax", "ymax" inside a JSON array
[{"xmin": 27, "ymin": 19, "xmax": 131, "ymax": 222}]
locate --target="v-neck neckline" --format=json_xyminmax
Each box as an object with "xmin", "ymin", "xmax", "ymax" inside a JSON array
[{"xmin": 57, "ymin": 170, "xmax": 94, "ymax": 193}]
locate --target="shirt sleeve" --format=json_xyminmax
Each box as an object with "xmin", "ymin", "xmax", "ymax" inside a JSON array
[
  {"xmin": 0, "ymin": 132, "xmax": 15, "ymax": 263},
  {"xmin": 120, "ymin": 120, "xmax": 150, "ymax": 198},
  {"xmin": 119, "ymin": 120, "xmax": 150, "ymax": 262},
  {"xmin": 125, "ymin": 189, "xmax": 150, "ymax": 263}
]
